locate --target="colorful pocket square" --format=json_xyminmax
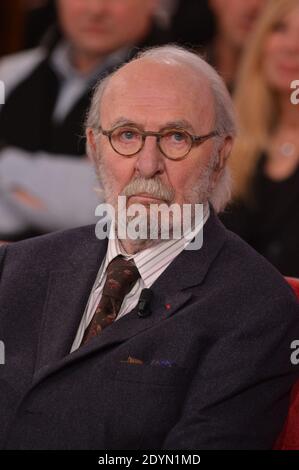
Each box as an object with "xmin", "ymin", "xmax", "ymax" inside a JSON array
[{"xmin": 120, "ymin": 355, "xmax": 144, "ymax": 365}]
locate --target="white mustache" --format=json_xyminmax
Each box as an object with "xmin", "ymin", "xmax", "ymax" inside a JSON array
[{"xmin": 122, "ymin": 178, "xmax": 174, "ymax": 203}]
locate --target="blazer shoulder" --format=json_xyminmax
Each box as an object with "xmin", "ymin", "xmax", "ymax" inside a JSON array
[
  {"xmin": 0, "ymin": 244, "xmax": 7, "ymax": 276},
  {"xmin": 218, "ymin": 227, "xmax": 297, "ymax": 302},
  {"xmin": 2, "ymin": 224, "xmax": 101, "ymax": 270}
]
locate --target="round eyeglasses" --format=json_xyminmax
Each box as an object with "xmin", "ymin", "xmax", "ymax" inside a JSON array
[{"xmin": 97, "ymin": 125, "xmax": 219, "ymax": 161}]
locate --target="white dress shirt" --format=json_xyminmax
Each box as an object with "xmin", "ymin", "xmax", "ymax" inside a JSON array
[{"xmin": 71, "ymin": 203, "xmax": 210, "ymax": 352}]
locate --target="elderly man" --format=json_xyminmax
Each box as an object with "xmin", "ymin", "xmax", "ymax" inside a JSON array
[
  {"xmin": 0, "ymin": 0, "xmax": 168, "ymax": 241},
  {"xmin": 0, "ymin": 46, "xmax": 299, "ymax": 450}
]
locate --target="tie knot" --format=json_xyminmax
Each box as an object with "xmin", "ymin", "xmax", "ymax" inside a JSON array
[{"xmin": 103, "ymin": 255, "xmax": 140, "ymax": 300}]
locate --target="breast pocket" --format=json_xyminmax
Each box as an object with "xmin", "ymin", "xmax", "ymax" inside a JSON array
[
  {"xmin": 107, "ymin": 363, "xmax": 190, "ymax": 448},
  {"xmin": 113, "ymin": 363, "xmax": 189, "ymax": 387}
]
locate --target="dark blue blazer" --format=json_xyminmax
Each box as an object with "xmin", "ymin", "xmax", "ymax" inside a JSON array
[{"xmin": 0, "ymin": 208, "xmax": 299, "ymax": 449}]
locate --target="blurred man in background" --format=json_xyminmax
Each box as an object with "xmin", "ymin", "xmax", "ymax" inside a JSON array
[{"xmin": 0, "ymin": 0, "xmax": 170, "ymax": 241}]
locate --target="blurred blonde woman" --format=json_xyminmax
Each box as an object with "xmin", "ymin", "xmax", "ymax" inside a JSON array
[{"xmin": 221, "ymin": 0, "xmax": 299, "ymax": 277}]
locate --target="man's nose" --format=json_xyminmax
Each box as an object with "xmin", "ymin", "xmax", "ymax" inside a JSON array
[{"xmin": 134, "ymin": 136, "xmax": 165, "ymax": 179}]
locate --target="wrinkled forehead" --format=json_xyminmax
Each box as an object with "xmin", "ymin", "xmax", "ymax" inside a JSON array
[{"xmin": 100, "ymin": 60, "xmax": 215, "ymax": 132}]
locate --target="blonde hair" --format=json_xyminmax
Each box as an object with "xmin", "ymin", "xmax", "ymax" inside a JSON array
[{"xmin": 230, "ymin": 0, "xmax": 299, "ymax": 201}]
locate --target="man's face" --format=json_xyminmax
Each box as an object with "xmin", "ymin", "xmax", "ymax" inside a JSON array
[
  {"xmin": 209, "ymin": 0, "xmax": 266, "ymax": 48},
  {"xmin": 57, "ymin": 0, "xmax": 158, "ymax": 57},
  {"xmin": 89, "ymin": 60, "xmax": 219, "ymax": 220}
]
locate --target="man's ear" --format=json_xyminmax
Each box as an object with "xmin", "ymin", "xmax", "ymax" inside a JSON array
[
  {"xmin": 209, "ymin": 135, "xmax": 233, "ymax": 189},
  {"xmin": 86, "ymin": 128, "xmax": 97, "ymax": 164},
  {"xmin": 214, "ymin": 135, "xmax": 234, "ymax": 172}
]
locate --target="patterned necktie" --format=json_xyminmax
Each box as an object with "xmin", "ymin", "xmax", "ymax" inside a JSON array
[{"xmin": 80, "ymin": 255, "xmax": 140, "ymax": 346}]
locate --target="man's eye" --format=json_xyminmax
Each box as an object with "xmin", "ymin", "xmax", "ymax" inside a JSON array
[
  {"xmin": 119, "ymin": 130, "xmax": 139, "ymax": 141},
  {"xmin": 167, "ymin": 132, "xmax": 187, "ymax": 143}
]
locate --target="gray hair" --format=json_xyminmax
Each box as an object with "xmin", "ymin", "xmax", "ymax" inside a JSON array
[{"xmin": 86, "ymin": 45, "xmax": 237, "ymax": 212}]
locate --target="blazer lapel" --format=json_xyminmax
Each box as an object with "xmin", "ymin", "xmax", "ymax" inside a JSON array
[
  {"xmin": 35, "ymin": 233, "xmax": 108, "ymax": 372},
  {"xmin": 33, "ymin": 208, "xmax": 227, "ymax": 384}
]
